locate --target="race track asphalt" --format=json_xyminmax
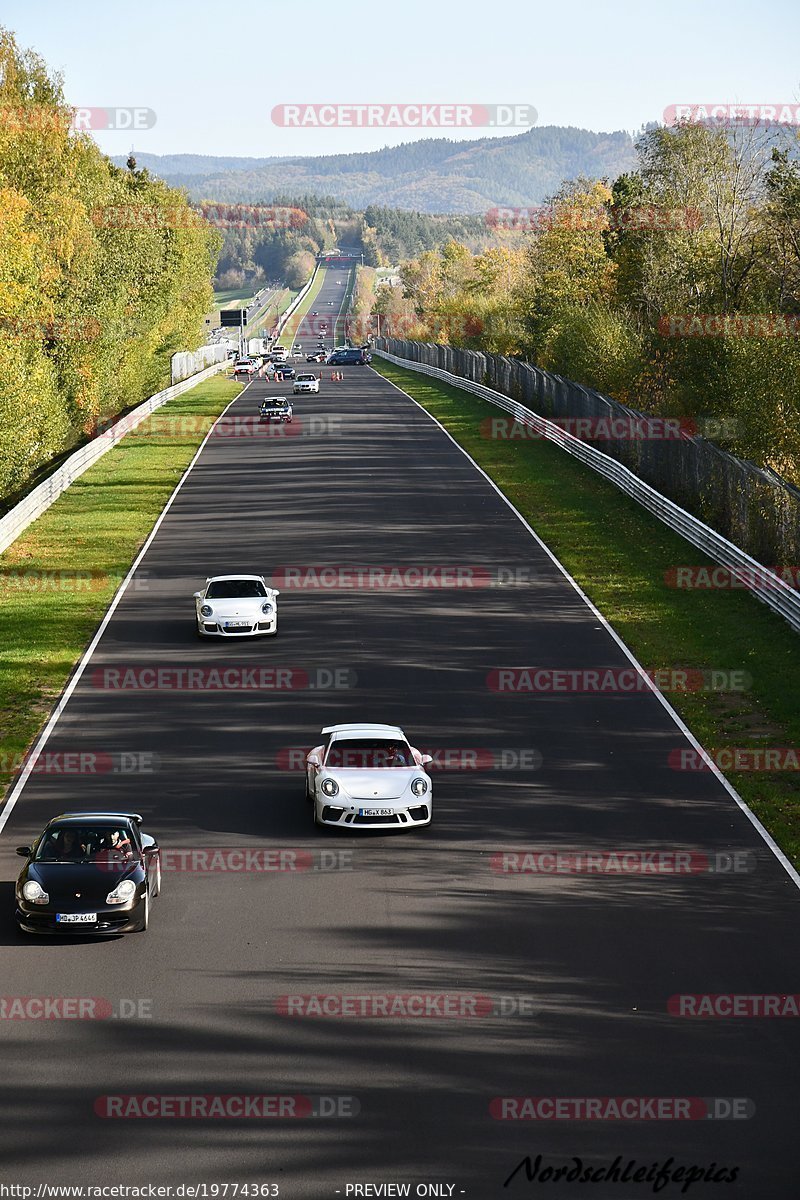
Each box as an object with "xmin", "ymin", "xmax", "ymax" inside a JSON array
[{"xmin": 1, "ymin": 265, "xmax": 797, "ymax": 1198}]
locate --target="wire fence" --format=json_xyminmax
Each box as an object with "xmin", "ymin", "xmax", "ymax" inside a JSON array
[{"xmin": 376, "ymin": 339, "xmax": 800, "ymax": 634}]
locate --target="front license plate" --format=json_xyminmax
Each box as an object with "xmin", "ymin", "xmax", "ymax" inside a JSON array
[
  {"xmin": 225, "ymin": 620, "xmax": 249, "ymax": 628},
  {"xmin": 359, "ymin": 808, "xmax": 393, "ymax": 817},
  {"xmin": 56, "ymin": 913, "xmax": 97, "ymax": 923}
]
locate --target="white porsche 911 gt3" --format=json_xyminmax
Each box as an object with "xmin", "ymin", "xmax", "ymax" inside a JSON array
[
  {"xmin": 306, "ymin": 723, "xmax": 433, "ymax": 830},
  {"xmin": 194, "ymin": 575, "xmax": 280, "ymax": 638}
]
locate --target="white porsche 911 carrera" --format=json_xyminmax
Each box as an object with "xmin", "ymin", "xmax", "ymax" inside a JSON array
[
  {"xmin": 194, "ymin": 575, "xmax": 280, "ymax": 638},
  {"xmin": 306, "ymin": 723, "xmax": 433, "ymax": 830}
]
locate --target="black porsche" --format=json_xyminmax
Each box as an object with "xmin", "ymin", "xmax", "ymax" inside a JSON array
[{"xmin": 14, "ymin": 812, "xmax": 161, "ymax": 936}]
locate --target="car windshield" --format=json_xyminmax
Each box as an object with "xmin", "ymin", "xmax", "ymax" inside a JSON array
[
  {"xmin": 34, "ymin": 826, "xmax": 135, "ymax": 862},
  {"xmin": 206, "ymin": 579, "xmax": 267, "ymax": 599},
  {"xmin": 325, "ymin": 739, "xmax": 414, "ymax": 768},
  {"xmin": 297, "ymin": 375, "xmax": 315, "ymax": 381},
  {"xmin": 262, "ymin": 400, "xmax": 287, "ymax": 409}
]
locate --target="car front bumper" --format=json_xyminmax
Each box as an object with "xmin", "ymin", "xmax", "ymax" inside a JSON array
[
  {"xmin": 197, "ymin": 616, "xmax": 277, "ymax": 637},
  {"xmin": 314, "ymin": 799, "xmax": 431, "ymax": 830},
  {"xmin": 15, "ymin": 897, "xmax": 147, "ymax": 935}
]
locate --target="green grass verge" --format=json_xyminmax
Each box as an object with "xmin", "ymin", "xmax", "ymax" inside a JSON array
[
  {"xmin": 0, "ymin": 374, "xmax": 242, "ymax": 799},
  {"xmin": 212, "ymin": 286, "xmax": 255, "ymax": 310},
  {"xmin": 374, "ymin": 357, "xmax": 800, "ymax": 869},
  {"xmin": 337, "ymin": 269, "xmax": 357, "ymax": 344}
]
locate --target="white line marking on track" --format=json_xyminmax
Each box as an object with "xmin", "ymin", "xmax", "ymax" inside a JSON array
[{"xmin": 0, "ymin": 383, "xmax": 250, "ymax": 836}]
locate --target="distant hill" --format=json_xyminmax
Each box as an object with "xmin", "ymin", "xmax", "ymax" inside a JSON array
[{"xmin": 114, "ymin": 126, "xmax": 639, "ymax": 214}]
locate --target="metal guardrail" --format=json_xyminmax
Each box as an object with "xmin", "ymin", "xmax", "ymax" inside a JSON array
[
  {"xmin": 172, "ymin": 344, "xmax": 229, "ymax": 385},
  {"xmin": 0, "ymin": 358, "xmax": 229, "ymax": 557},
  {"xmin": 376, "ymin": 347, "xmax": 800, "ymax": 634}
]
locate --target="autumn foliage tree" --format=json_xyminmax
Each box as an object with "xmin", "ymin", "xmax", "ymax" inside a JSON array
[{"xmin": 0, "ymin": 27, "xmax": 219, "ymax": 500}]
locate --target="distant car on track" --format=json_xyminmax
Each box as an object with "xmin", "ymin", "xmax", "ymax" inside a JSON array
[
  {"xmin": 293, "ymin": 373, "xmax": 320, "ymax": 394},
  {"xmin": 275, "ymin": 364, "xmax": 296, "ymax": 380},
  {"xmin": 306, "ymin": 723, "xmax": 433, "ymax": 830},
  {"xmin": 260, "ymin": 397, "xmax": 293, "ymax": 423},
  {"xmin": 15, "ymin": 812, "xmax": 160, "ymax": 935},
  {"xmin": 233, "ymin": 358, "xmax": 258, "ymax": 376},
  {"xmin": 328, "ymin": 348, "xmax": 369, "ymax": 365},
  {"xmin": 194, "ymin": 574, "xmax": 280, "ymax": 638},
  {"xmin": 306, "ymin": 352, "xmax": 326, "ymax": 362}
]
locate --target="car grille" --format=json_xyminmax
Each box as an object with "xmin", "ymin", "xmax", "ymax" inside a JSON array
[
  {"xmin": 221, "ymin": 625, "xmax": 254, "ymax": 635},
  {"xmin": 322, "ymin": 806, "xmax": 345, "ymax": 822},
  {"xmin": 352, "ymin": 813, "xmax": 402, "ymax": 825}
]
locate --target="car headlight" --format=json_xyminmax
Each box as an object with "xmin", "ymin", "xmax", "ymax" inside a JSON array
[
  {"xmin": 106, "ymin": 879, "xmax": 137, "ymax": 905},
  {"xmin": 411, "ymin": 777, "xmax": 428, "ymax": 797},
  {"xmin": 320, "ymin": 778, "xmax": 339, "ymax": 797},
  {"xmin": 200, "ymin": 604, "xmax": 213, "ymax": 618},
  {"xmin": 22, "ymin": 880, "xmax": 49, "ymax": 904},
  {"xmin": 261, "ymin": 602, "xmax": 274, "ymax": 614}
]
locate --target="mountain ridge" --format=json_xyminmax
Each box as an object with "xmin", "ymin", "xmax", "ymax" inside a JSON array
[{"xmin": 113, "ymin": 125, "xmax": 640, "ymax": 214}]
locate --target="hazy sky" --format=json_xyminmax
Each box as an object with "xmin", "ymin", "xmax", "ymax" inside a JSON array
[{"xmin": 4, "ymin": 0, "xmax": 799, "ymax": 158}]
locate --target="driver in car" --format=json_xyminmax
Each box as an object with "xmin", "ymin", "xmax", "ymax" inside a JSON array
[{"xmin": 384, "ymin": 743, "xmax": 410, "ymax": 767}]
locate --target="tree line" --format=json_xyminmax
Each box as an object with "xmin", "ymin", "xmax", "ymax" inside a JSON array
[
  {"xmin": 0, "ymin": 28, "xmax": 219, "ymax": 502},
  {"xmin": 378, "ymin": 124, "xmax": 800, "ymax": 483}
]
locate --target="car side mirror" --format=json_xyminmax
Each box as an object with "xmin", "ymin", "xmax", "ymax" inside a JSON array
[
  {"xmin": 272, "ymin": 589, "xmax": 280, "ymax": 597},
  {"xmin": 421, "ymin": 755, "xmax": 433, "ymax": 766},
  {"xmin": 193, "ymin": 591, "xmax": 203, "ymax": 599},
  {"xmin": 16, "ymin": 846, "xmax": 31, "ymax": 857},
  {"xmin": 307, "ymin": 754, "xmax": 321, "ymax": 768}
]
